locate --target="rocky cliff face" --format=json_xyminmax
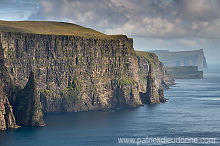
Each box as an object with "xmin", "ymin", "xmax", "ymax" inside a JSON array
[
  {"xmin": 0, "ymin": 85, "xmax": 18, "ymax": 130},
  {"xmin": 0, "ymin": 22, "xmax": 174, "ymax": 130},
  {"xmin": 0, "ymin": 45, "xmax": 18, "ymax": 130},
  {"xmin": 0, "ymin": 31, "xmax": 142, "ymax": 114},
  {"xmin": 136, "ymin": 51, "xmax": 175, "ymax": 104},
  {"xmin": 149, "ymin": 49, "xmax": 208, "ymax": 68}
]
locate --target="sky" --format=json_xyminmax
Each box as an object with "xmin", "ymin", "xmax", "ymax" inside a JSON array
[{"xmin": 0, "ymin": 0, "xmax": 219, "ymax": 64}]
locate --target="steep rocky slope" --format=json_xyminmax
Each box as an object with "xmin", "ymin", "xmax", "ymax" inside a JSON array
[
  {"xmin": 136, "ymin": 51, "xmax": 175, "ymax": 103},
  {"xmin": 149, "ymin": 49, "xmax": 208, "ymax": 68},
  {"xmin": 0, "ymin": 83, "xmax": 18, "ymax": 130},
  {"xmin": 0, "ymin": 21, "xmax": 174, "ymax": 130},
  {"xmin": 0, "ymin": 48, "xmax": 18, "ymax": 130},
  {"xmin": 1, "ymin": 32, "xmax": 142, "ymax": 112}
]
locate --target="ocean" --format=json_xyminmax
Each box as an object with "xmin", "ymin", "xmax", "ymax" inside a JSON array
[{"xmin": 0, "ymin": 64, "xmax": 220, "ymax": 146}]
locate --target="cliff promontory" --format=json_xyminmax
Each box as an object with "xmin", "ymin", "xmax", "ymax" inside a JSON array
[
  {"xmin": 149, "ymin": 49, "xmax": 208, "ymax": 68},
  {"xmin": 0, "ymin": 21, "xmax": 174, "ymax": 130}
]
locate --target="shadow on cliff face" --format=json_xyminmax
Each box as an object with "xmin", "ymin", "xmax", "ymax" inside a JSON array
[
  {"xmin": 14, "ymin": 71, "xmax": 45, "ymax": 127},
  {"xmin": 139, "ymin": 92, "xmax": 150, "ymax": 104},
  {"xmin": 139, "ymin": 89, "xmax": 166, "ymax": 104}
]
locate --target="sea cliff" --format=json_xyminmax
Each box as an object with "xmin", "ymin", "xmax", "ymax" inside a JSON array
[
  {"xmin": 149, "ymin": 49, "xmax": 208, "ymax": 68},
  {"xmin": 0, "ymin": 21, "xmax": 174, "ymax": 130}
]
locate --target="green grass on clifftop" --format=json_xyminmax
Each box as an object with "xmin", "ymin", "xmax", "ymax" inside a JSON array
[
  {"xmin": 0, "ymin": 20, "xmax": 125, "ymax": 39},
  {"xmin": 135, "ymin": 51, "xmax": 159, "ymax": 66}
]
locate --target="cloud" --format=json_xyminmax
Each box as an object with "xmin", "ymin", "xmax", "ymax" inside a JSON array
[
  {"xmin": 2, "ymin": 0, "xmax": 220, "ymax": 39},
  {"xmin": 175, "ymin": 0, "xmax": 220, "ymax": 21},
  {"xmin": 107, "ymin": 0, "xmax": 220, "ymax": 38},
  {"xmin": 105, "ymin": 17, "xmax": 189, "ymax": 38},
  {"xmin": 29, "ymin": 0, "xmax": 129, "ymax": 30},
  {"xmin": 27, "ymin": 0, "xmax": 220, "ymax": 39},
  {"xmin": 1, "ymin": 0, "xmax": 219, "ymax": 62}
]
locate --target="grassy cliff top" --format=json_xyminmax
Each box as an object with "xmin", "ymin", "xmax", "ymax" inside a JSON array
[
  {"xmin": 135, "ymin": 51, "xmax": 158, "ymax": 62},
  {"xmin": 135, "ymin": 50, "xmax": 160, "ymax": 67},
  {"xmin": 0, "ymin": 20, "xmax": 125, "ymax": 39}
]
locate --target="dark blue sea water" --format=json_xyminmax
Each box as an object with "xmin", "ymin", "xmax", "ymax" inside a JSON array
[{"xmin": 0, "ymin": 64, "xmax": 220, "ymax": 146}]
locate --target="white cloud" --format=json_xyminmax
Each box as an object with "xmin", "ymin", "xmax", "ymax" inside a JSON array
[
  {"xmin": 26, "ymin": 0, "xmax": 220, "ymax": 39},
  {"xmin": 105, "ymin": 17, "xmax": 188, "ymax": 38}
]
